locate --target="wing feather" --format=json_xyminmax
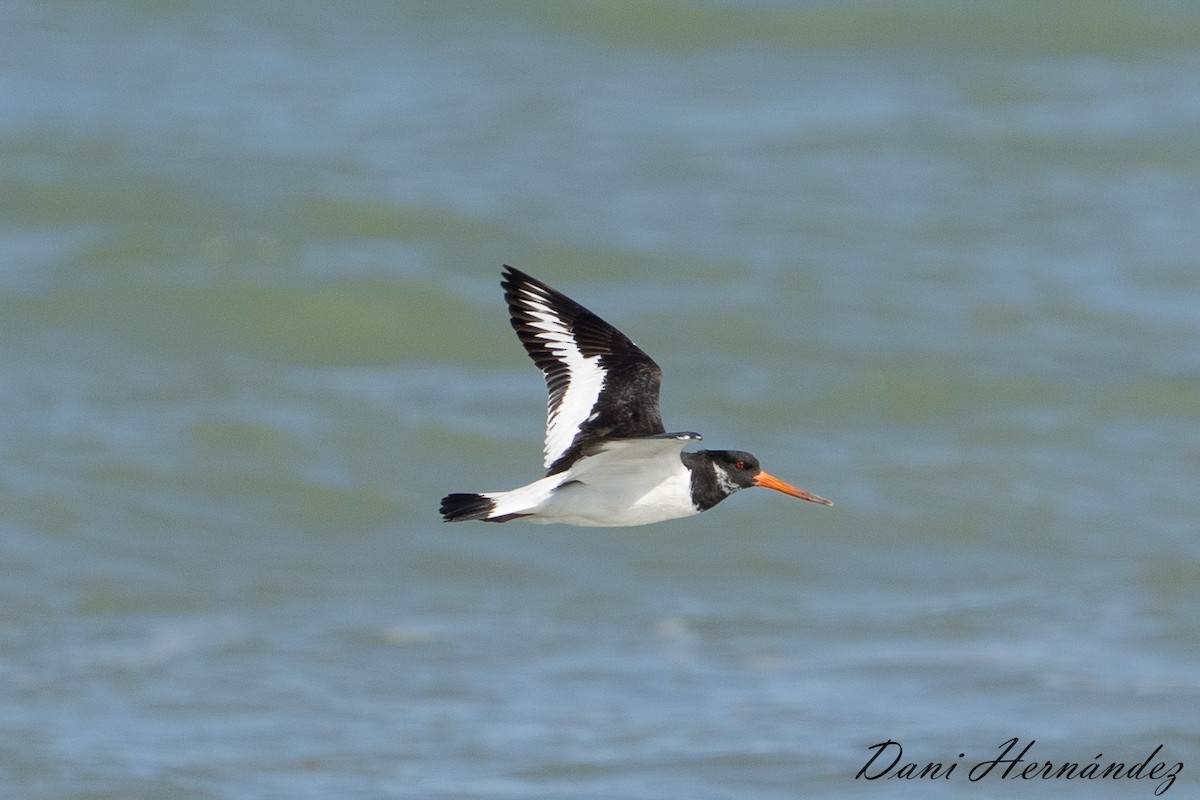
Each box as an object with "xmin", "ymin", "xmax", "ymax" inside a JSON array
[{"xmin": 502, "ymin": 266, "xmax": 666, "ymax": 474}]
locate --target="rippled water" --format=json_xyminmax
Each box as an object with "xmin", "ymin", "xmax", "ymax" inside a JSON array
[{"xmin": 3, "ymin": 2, "xmax": 1199, "ymax": 798}]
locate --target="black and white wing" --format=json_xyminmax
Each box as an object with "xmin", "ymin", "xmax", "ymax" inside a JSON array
[{"xmin": 502, "ymin": 265, "xmax": 666, "ymax": 474}]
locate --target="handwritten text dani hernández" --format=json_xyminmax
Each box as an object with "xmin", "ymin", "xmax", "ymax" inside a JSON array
[{"xmin": 855, "ymin": 738, "xmax": 1182, "ymax": 796}]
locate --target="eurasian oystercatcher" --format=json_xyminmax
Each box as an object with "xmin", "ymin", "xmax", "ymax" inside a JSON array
[{"xmin": 440, "ymin": 266, "xmax": 832, "ymax": 527}]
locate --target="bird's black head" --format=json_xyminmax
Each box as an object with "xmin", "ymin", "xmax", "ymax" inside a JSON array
[
  {"xmin": 709, "ymin": 450, "xmax": 763, "ymax": 490},
  {"xmin": 703, "ymin": 449, "xmax": 833, "ymax": 506}
]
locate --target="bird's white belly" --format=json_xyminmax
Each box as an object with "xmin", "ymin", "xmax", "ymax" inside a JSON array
[{"xmin": 534, "ymin": 469, "xmax": 698, "ymax": 527}]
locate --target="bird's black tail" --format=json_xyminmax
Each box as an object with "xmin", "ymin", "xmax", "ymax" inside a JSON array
[{"xmin": 440, "ymin": 493, "xmax": 499, "ymax": 522}]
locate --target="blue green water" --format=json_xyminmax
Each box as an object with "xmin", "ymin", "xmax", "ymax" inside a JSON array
[{"xmin": 3, "ymin": 2, "xmax": 1199, "ymax": 798}]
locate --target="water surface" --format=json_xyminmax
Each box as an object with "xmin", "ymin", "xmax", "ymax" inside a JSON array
[{"xmin": 2, "ymin": 2, "xmax": 1199, "ymax": 798}]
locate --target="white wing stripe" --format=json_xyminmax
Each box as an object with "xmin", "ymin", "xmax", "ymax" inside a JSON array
[
  {"xmin": 545, "ymin": 352, "xmax": 604, "ymax": 469},
  {"xmin": 517, "ymin": 287, "xmax": 608, "ymax": 469}
]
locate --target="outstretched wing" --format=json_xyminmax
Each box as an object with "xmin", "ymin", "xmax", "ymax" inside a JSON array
[{"xmin": 502, "ymin": 265, "xmax": 666, "ymax": 474}]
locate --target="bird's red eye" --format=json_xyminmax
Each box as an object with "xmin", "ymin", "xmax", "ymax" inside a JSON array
[{"xmin": 734, "ymin": 460, "xmax": 746, "ymax": 470}]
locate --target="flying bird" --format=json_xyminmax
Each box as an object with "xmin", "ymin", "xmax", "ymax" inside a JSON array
[{"xmin": 440, "ymin": 266, "xmax": 832, "ymax": 527}]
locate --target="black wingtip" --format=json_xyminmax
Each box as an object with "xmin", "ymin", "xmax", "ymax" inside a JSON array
[
  {"xmin": 502, "ymin": 264, "xmax": 576, "ymax": 299},
  {"xmin": 501, "ymin": 264, "xmax": 557, "ymax": 303},
  {"xmin": 500, "ymin": 264, "xmax": 528, "ymax": 289},
  {"xmin": 501, "ymin": 265, "xmax": 540, "ymax": 313}
]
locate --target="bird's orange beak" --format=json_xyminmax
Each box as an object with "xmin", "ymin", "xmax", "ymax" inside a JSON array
[{"xmin": 753, "ymin": 471, "xmax": 833, "ymax": 506}]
